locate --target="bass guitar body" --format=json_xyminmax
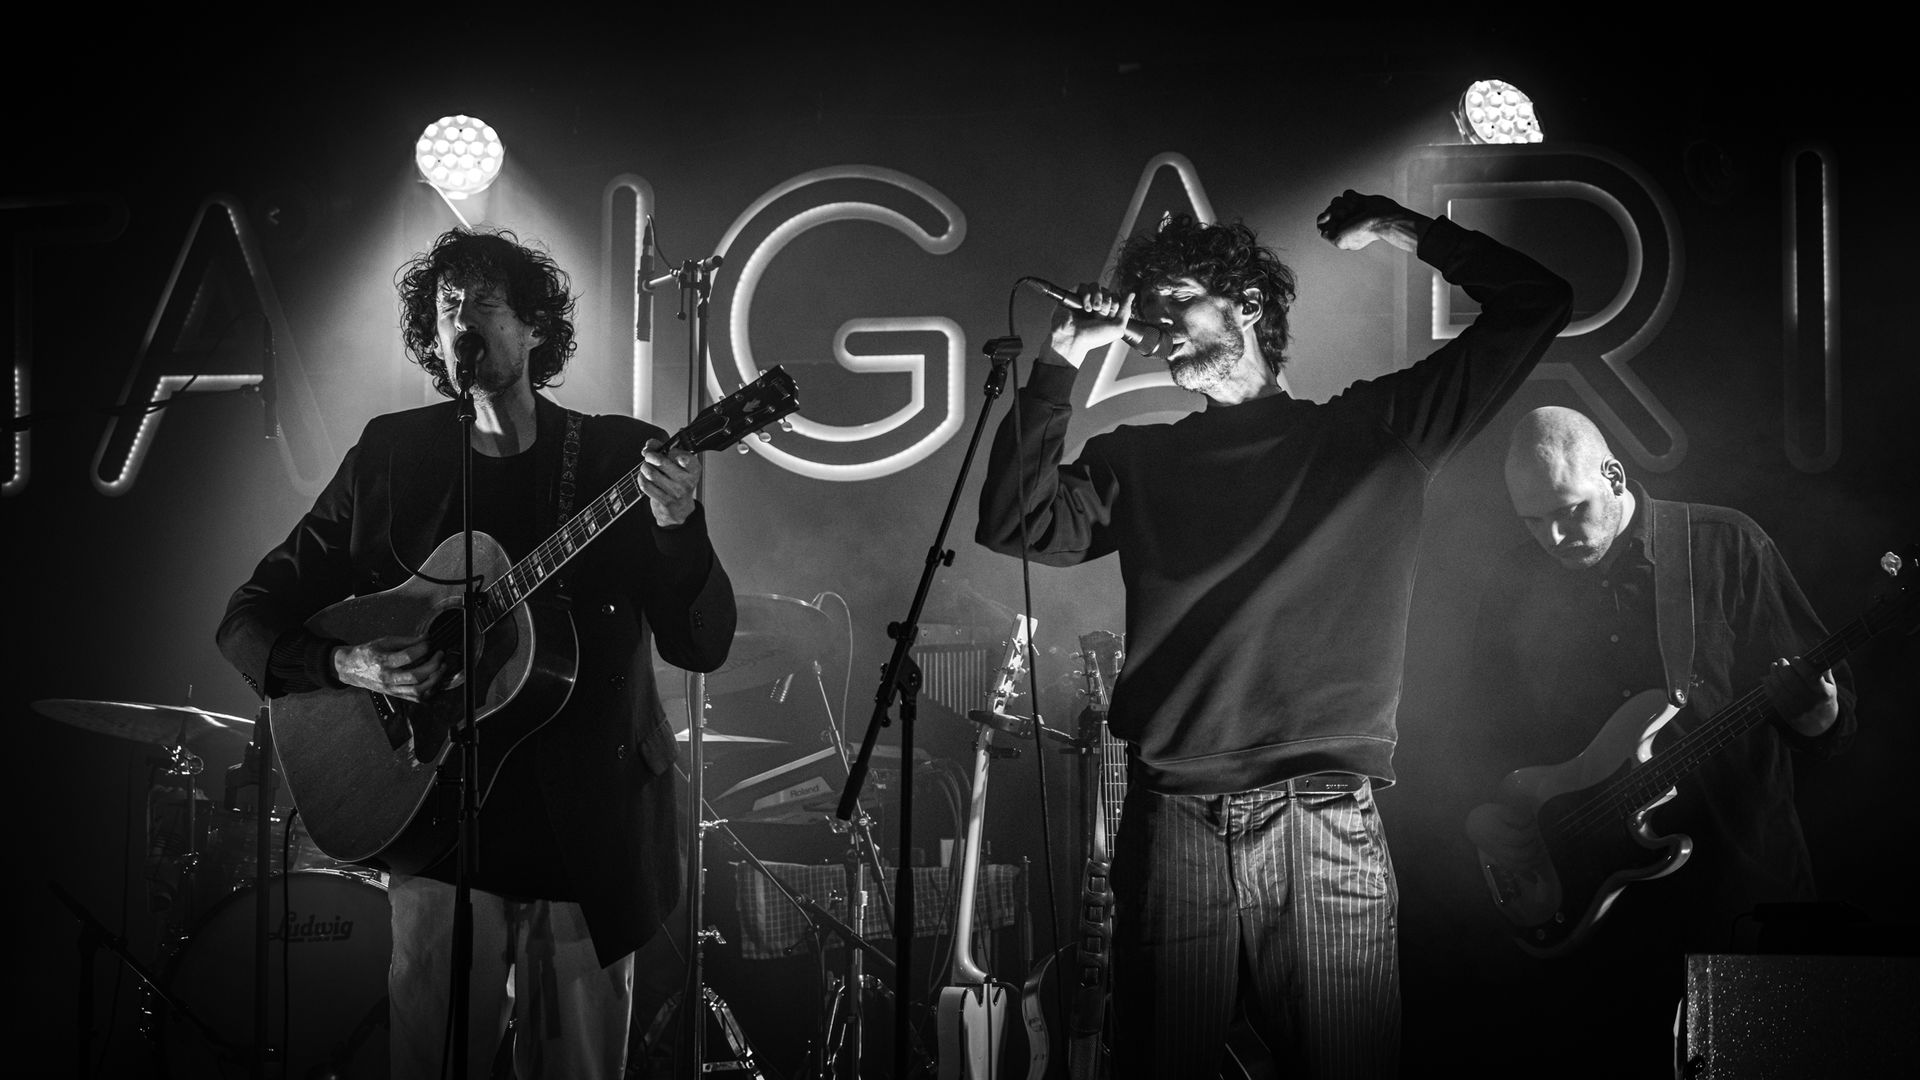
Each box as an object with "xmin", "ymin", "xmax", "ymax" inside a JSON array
[
  {"xmin": 271, "ymin": 531, "xmax": 577, "ymax": 873},
  {"xmin": 935, "ymin": 982, "xmax": 1011, "ymax": 1080},
  {"xmin": 1468, "ymin": 688, "xmax": 1691, "ymax": 957}
]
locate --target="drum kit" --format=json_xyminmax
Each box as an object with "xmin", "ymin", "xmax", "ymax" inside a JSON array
[
  {"xmin": 35, "ymin": 696, "xmax": 390, "ymax": 1079},
  {"xmin": 36, "ymin": 592, "xmax": 925, "ymax": 1079}
]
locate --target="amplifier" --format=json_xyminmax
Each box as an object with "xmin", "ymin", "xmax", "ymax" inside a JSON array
[{"xmin": 1682, "ymin": 953, "xmax": 1919, "ymax": 1077}]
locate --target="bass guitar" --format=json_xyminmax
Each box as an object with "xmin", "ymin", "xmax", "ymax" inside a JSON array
[
  {"xmin": 271, "ymin": 366, "xmax": 800, "ymax": 873},
  {"xmin": 1467, "ymin": 544, "xmax": 1918, "ymax": 957},
  {"xmin": 937, "ymin": 614, "xmax": 1034, "ymax": 1080},
  {"xmin": 1067, "ymin": 630, "xmax": 1124, "ymax": 1080}
]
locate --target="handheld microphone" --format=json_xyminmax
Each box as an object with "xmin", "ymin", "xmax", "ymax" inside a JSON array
[
  {"xmin": 452, "ymin": 330, "xmax": 484, "ymax": 389},
  {"xmin": 1022, "ymin": 277, "xmax": 1170, "ymax": 358}
]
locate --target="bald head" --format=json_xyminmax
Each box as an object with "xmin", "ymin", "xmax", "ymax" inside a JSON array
[{"xmin": 1503, "ymin": 407, "xmax": 1634, "ymax": 570}]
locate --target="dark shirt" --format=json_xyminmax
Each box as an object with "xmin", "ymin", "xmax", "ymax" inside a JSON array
[
  {"xmin": 218, "ymin": 394, "xmax": 735, "ymax": 963},
  {"xmin": 977, "ymin": 217, "xmax": 1573, "ymax": 794}
]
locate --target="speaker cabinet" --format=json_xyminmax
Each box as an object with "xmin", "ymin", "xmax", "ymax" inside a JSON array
[{"xmin": 1682, "ymin": 953, "xmax": 1919, "ymax": 1078}]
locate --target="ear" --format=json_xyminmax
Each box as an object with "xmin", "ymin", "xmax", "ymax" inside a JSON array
[
  {"xmin": 1238, "ymin": 287, "xmax": 1263, "ymax": 326},
  {"xmin": 1603, "ymin": 458, "xmax": 1626, "ymax": 492}
]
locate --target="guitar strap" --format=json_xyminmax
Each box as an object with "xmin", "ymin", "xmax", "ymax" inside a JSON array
[
  {"xmin": 550, "ymin": 410, "xmax": 584, "ymax": 604},
  {"xmin": 1650, "ymin": 499, "xmax": 1695, "ymax": 707},
  {"xmin": 556, "ymin": 410, "xmax": 583, "ymax": 525}
]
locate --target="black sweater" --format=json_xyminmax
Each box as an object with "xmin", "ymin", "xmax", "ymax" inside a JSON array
[{"xmin": 977, "ymin": 217, "xmax": 1573, "ymax": 794}]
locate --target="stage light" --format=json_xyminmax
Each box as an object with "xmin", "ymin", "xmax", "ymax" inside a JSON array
[
  {"xmin": 414, "ymin": 115, "xmax": 504, "ymax": 199},
  {"xmin": 1453, "ymin": 79, "xmax": 1544, "ymax": 145}
]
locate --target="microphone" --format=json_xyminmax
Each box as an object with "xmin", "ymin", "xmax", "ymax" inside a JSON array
[
  {"xmin": 452, "ymin": 330, "xmax": 484, "ymax": 389},
  {"xmin": 1022, "ymin": 277, "xmax": 1170, "ymax": 358},
  {"xmin": 636, "ymin": 218, "xmax": 655, "ymax": 340},
  {"xmin": 261, "ymin": 314, "xmax": 278, "ymax": 440}
]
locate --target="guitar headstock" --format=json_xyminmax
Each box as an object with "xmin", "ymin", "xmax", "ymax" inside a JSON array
[
  {"xmin": 672, "ymin": 365, "xmax": 800, "ymax": 455},
  {"xmin": 986, "ymin": 614, "xmax": 1036, "ymax": 716},
  {"xmin": 1871, "ymin": 543, "xmax": 1920, "ymax": 637},
  {"xmin": 1077, "ymin": 630, "xmax": 1124, "ymax": 711}
]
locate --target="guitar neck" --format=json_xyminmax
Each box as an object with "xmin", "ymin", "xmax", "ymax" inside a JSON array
[
  {"xmin": 951, "ymin": 614, "xmax": 1033, "ymax": 987},
  {"xmin": 1102, "ymin": 725, "xmax": 1127, "ymax": 845},
  {"xmin": 478, "ymin": 455, "xmax": 657, "ymax": 630},
  {"xmin": 1624, "ymin": 611, "xmax": 1871, "ymax": 800}
]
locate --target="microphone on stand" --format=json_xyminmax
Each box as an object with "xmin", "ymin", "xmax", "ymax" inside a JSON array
[
  {"xmin": 261, "ymin": 314, "xmax": 279, "ymax": 440},
  {"xmin": 1022, "ymin": 277, "xmax": 1171, "ymax": 358},
  {"xmin": 636, "ymin": 218, "xmax": 656, "ymax": 340},
  {"xmin": 453, "ymin": 330, "xmax": 483, "ymax": 391}
]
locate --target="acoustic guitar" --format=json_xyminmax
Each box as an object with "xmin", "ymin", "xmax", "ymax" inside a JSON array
[{"xmin": 271, "ymin": 367, "xmax": 799, "ymax": 873}]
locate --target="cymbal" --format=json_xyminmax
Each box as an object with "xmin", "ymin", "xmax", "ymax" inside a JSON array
[
  {"xmin": 660, "ymin": 593, "xmax": 835, "ymax": 697},
  {"xmin": 673, "ymin": 729, "xmax": 784, "ymax": 745},
  {"xmin": 32, "ymin": 699, "xmax": 253, "ymax": 747},
  {"xmin": 673, "ymin": 728, "xmax": 786, "ymax": 758}
]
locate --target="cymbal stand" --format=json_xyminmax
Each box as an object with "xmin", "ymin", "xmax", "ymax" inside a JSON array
[
  {"xmin": 820, "ymin": 661, "xmax": 894, "ymax": 1080},
  {"xmin": 223, "ymin": 703, "xmax": 281, "ymax": 1078},
  {"xmin": 145, "ymin": 741, "xmax": 206, "ymax": 933},
  {"xmin": 838, "ymin": 335, "xmax": 1024, "ymax": 1079}
]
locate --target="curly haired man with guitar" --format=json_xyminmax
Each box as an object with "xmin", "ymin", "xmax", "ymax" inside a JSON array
[{"xmin": 217, "ymin": 229, "xmax": 747, "ymax": 1078}]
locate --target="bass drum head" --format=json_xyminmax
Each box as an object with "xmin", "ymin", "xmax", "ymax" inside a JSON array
[{"xmin": 156, "ymin": 868, "xmax": 391, "ymax": 1079}]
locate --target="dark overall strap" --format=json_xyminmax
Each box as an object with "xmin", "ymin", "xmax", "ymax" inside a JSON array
[{"xmin": 1650, "ymin": 499, "xmax": 1696, "ymax": 707}]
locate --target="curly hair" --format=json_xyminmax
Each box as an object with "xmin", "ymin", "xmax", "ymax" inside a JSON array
[
  {"xmin": 1115, "ymin": 214, "xmax": 1299, "ymax": 374},
  {"xmin": 396, "ymin": 228, "xmax": 577, "ymax": 398}
]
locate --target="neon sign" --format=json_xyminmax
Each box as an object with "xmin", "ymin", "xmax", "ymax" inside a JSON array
[{"xmin": 710, "ymin": 165, "xmax": 968, "ymax": 482}]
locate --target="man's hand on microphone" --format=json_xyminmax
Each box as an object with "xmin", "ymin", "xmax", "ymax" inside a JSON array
[{"xmin": 1043, "ymin": 283, "xmax": 1137, "ymax": 369}]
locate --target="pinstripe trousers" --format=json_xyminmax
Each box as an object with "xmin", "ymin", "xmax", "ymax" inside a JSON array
[{"xmin": 1109, "ymin": 779, "xmax": 1401, "ymax": 1079}]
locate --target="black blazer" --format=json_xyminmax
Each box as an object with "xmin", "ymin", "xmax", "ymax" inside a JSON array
[{"xmin": 217, "ymin": 392, "xmax": 735, "ymax": 964}]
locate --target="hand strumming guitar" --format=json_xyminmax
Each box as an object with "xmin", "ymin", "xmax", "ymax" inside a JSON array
[{"xmin": 332, "ymin": 635, "xmax": 460, "ymax": 702}]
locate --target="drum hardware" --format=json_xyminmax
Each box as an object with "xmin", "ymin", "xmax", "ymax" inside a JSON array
[
  {"xmin": 148, "ymin": 868, "xmax": 392, "ymax": 1079},
  {"xmin": 48, "ymin": 878, "xmax": 237, "ymax": 1079}
]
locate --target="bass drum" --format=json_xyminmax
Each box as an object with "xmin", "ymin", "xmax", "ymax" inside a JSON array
[{"xmin": 155, "ymin": 868, "xmax": 391, "ymax": 1079}]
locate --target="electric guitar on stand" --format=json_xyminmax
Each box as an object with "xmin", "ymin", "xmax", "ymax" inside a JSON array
[
  {"xmin": 1067, "ymin": 631, "xmax": 1124, "ymax": 1080},
  {"xmin": 936, "ymin": 614, "xmax": 1034, "ymax": 1080},
  {"xmin": 1467, "ymin": 545, "xmax": 1918, "ymax": 957},
  {"xmin": 271, "ymin": 367, "xmax": 799, "ymax": 873}
]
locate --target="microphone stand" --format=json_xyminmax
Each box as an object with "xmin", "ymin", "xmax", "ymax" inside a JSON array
[
  {"xmin": 448, "ymin": 356, "xmax": 481, "ymax": 1079},
  {"xmin": 644, "ymin": 250, "xmax": 724, "ymax": 1077},
  {"xmin": 837, "ymin": 335, "xmax": 1024, "ymax": 1079}
]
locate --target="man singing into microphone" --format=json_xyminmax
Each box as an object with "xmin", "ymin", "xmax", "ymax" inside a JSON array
[
  {"xmin": 217, "ymin": 228, "xmax": 736, "ymax": 1078},
  {"xmin": 977, "ymin": 192, "xmax": 1571, "ymax": 1078}
]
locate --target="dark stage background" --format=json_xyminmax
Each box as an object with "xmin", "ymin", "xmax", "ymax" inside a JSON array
[{"xmin": 7, "ymin": 19, "xmax": 1915, "ymax": 1077}]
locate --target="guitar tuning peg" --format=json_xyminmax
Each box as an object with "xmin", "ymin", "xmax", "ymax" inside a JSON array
[
  {"xmin": 756, "ymin": 430, "xmax": 773, "ymax": 442},
  {"xmin": 779, "ymin": 419, "xmax": 794, "ymax": 432},
  {"xmin": 734, "ymin": 442, "xmax": 751, "ymax": 454},
  {"xmin": 1881, "ymin": 551, "xmax": 1904, "ymax": 577}
]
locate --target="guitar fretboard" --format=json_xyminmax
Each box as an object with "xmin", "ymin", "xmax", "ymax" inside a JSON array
[
  {"xmin": 1557, "ymin": 606, "xmax": 1885, "ymax": 843},
  {"xmin": 478, "ymin": 453, "xmax": 663, "ymax": 629}
]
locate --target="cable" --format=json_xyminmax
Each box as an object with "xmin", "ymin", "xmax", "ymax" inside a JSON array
[
  {"xmin": 282, "ymin": 809, "xmax": 298, "ymax": 1069},
  {"xmin": 1004, "ymin": 279, "xmax": 1071, "ymax": 1041}
]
